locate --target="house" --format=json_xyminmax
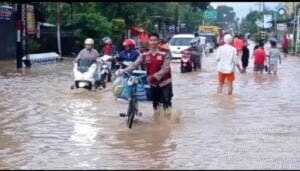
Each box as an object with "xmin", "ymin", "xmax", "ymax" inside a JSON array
[
  {"xmin": 126, "ymin": 26, "xmax": 149, "ymax": 48},
  {"xmin": 286, "ymin": 2, "xmax": 300, "ymax": 17},
  {"xmin": 0, "ymin": 5, "xmax": 16, "ymax": 59},
  {"xmin": 268, "ymin": 18, "xmax": 295, "ymax": 43}
]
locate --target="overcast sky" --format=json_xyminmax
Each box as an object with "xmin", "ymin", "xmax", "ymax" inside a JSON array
[{"xmin": 210, "ymin": 2, "xmax": 285, "ymax": 19}]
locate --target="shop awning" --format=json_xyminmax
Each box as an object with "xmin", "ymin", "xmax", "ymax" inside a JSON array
[{"xmin": 129, "ymin": 26, "xmax": 145, "ymax": 33}]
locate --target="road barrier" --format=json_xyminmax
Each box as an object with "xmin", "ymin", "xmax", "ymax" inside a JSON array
[{"xmin": 22, "ymin": 52, "xmax": 62, "ymax": 65}]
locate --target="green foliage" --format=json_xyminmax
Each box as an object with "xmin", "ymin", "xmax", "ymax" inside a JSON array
[
  {"xmin": 111, "ymin": 18, "xmax": 126, "ymax": 46},
  {"xmin": 72, "ymin": 13, "xmax": 112, "ymax": 49},
  {"xmin": 240, "ymin": 11, "xmax": 262, "ymax": 34},
  {"xmin": 28, "ymin": 38, "xmax": 41, "ymax": 53},
  {"xmin": 40, "ymin": 2, "xmax": 211, "ymax": 49},
  {"xmin": 216, "ymin": 5, "xmax": 236, "ymax": 27},
  {"xmin": 191, "ymin": 2, "xmax": 210, "ymax": 10}
]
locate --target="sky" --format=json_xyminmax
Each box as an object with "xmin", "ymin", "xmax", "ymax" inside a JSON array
[{"xmin": 210, "ymin": 2, "xmax": 285, "ymax": 19}]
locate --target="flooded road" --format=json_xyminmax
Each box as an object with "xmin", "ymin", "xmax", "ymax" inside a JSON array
[{"xmin": 1, "ymin": 45, "xmax": 300, "ymax": 169}]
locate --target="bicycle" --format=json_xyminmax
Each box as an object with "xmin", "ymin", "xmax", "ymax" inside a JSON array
[{"xmin": 119, "ymin": 71, "xmax": 147, "ymax": 129}]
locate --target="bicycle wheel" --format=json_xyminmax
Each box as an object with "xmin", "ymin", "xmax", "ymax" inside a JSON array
[
  {"xmin": 127, "ymin": 85, "xmax": 137, "ymax": 129},
  {"xmin": 127, "ymin": 96, "xmax": 137, "ymax": 129}
]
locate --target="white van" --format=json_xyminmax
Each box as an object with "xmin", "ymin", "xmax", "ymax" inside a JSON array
[{"xmin": 168, "ymin": 34, "xmax": 194, "ymax": 59}]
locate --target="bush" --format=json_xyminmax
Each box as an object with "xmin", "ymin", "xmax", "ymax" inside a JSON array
[
  {"xmin": 28, "ymin": 38, "xmax": 41, "ymax": 53},
  {"xmin": 111, "ymin": 18, "xmax": 126, "ymax": 47},
  {"xmin": 72, "ymin": 13, "xmax": 112, "ymax": 50}
]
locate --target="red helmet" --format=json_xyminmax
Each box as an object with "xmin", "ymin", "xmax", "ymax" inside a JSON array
[{"xmin": 123, "ymin": 39, "xmax": 136, "ymax": 48}]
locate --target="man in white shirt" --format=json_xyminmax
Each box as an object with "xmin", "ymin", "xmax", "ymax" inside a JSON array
[{"xmin": 216, "ymin": 34, "xmax": 239, "ymax": 95}]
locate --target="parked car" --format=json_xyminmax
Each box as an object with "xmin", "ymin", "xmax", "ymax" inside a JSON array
[{"xmin": 168, "ymin": 34, "xmax": 194, "ymax": 59}]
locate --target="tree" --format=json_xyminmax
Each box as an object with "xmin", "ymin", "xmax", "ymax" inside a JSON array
[
  {"xmin": 240, "ymin": 9, "xmax": 281, "ymax": 35},
  {"xmin": 240, "ymin": 11, "xmax": 261, "ymax": 34},
  {"xmin": 39, "ymin": 2, "xmax": 212, "ymax": 50},
  {"xmin": 191, "ymin": 2, "xmax": 210, "ymax": 10},
  {"xmin": 216, "ymin": 5, "xmax": 236, "ymax": 30}
]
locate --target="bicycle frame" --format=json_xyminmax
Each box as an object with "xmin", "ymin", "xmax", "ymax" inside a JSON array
[{"xmin": 123, "ymin": 71, "xmax": 147, "ymax": 128}]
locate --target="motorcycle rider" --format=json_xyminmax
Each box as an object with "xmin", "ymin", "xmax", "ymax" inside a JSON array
[
  {"xmin": 74, "ymin": 38, "xmax": 105, "ymax": 89},
  {"xmin": 75, "ymin": 38, "xmax": 99, "ymax": 62},
  {"xmin": 117, "ymin": 39, "xmax": 140, "ymax": 69},
  {"xmin": 117, "ymin": 33, "xmax": 173, "ymax": 117},
  {"xmin": 190, "ymin": 33, "xmax": 203, "ymax": 71},
  {"xmin": 99, "ymin": 37, "xmax": 119, "ymax": 71}
]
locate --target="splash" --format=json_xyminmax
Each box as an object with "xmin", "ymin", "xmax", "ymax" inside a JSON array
[{"xmin": 153, "ymin": 106, "xmax": 182, "ymax": 124}]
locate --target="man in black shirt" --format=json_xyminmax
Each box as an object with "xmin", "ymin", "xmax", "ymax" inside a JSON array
[{"xmin": 241, "ymin": 40, "xmax": 250, "ymax": 73}]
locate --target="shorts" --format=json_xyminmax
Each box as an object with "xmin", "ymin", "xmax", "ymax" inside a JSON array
[
  {"xmin": 282, "ymin": 48, "xmax": 288, "ymax": 54},
  {"xmin": 218, "ymin": 72, "xmax": 235, "ymax": 83},
  {"xmin": 254, "ymin": 64, "xmax": 264, "ymax": 72},
  {"xmin": 268, "ymin": 64, "xmax": 278, "ymax": 72}
]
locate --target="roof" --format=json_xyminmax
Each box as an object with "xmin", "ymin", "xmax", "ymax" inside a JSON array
[
  {"xmin": 129, "ymin": 26, "xmax": 145, "ymax": 33},
  {"xmin": 198, "ymin": 31, "xmax": 216, "ymax": 36},
  {"xmin": 172, "ymin": 34, "xmax": 194, "ymax": 38},
  {"xmin": 39, "ymin": 22, "xmax": 56, "ymax": 27}
]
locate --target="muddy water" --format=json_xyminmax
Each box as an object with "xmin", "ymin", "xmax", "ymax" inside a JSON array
[{"xmin": 1, "ymin": 48, "xmax": 300, "ymax": 169}]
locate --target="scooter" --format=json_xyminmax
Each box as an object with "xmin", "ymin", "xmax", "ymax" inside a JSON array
[
  {"xmin": 180, "ymin": 49, "xmax": 193, "ymax": 73},
  {"xmin": 71, "ymin": 58, "xmax": 98, "ymax": 90},
  {"xmin": 98, "ymin": 55, "xmax": 113, "ymax": 82},
  {"xmin": 71, "ymin": 55, "xmax": 112, "ymax": 91}
]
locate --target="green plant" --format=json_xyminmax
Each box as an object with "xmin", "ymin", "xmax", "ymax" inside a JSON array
[
  {"xmin": 28, "ymin": 38, "xmax": 41, "ymax": 53},
  {"xmin": 72, "ymin": 13, "xmax": 112, "ymax": 49}
]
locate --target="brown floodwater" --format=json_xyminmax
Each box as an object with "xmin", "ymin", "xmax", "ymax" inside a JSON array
[{"xmin": 1, "ymin": 44, "xmax": 300, "ymax": 169}]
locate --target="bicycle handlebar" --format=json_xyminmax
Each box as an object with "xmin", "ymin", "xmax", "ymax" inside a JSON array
[{"xmin": 123, "ymin": 71, "xmax": 146, "ymax": 77}]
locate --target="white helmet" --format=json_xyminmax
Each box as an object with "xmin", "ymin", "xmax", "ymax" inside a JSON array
[
  {"xmin": 190, "ymin": 38, "xmax": 199, "ymax": 47},
  {"xmin": 84, "ymin": 38, "xmax": 94, "ymax": 45},
  {"xmin": 224, "ymin": 34, "xmax": 233, "ymax": 44}
]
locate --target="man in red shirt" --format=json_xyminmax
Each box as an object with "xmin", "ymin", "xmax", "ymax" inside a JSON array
[
  {"xmin": 282, "ymin": 33, "xmax": 289, "ymax": 58},
  {"xmin": 233, "ymin": 34, "xmax": 243, "ymax": 72},
  {"xmin": 118, "ymin": 33, "xmax": 173, "ymax": 117},
  {"xmin": 253, "ymin": 41, "xmax": 267, "ymax": 76}
]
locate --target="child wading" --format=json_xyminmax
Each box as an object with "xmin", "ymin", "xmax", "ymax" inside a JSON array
[
  {"xmin": 268, "ymin": 39, "xmax": 282, "ymax": 75},
  {"xmin": 253, "ymin": 41, "xmax": 267, "ymax": 76}
]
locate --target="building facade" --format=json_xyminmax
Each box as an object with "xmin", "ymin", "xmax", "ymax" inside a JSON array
[{"xmin": 286, "ymin": 2, "xmax": 300, "ymax": 17}]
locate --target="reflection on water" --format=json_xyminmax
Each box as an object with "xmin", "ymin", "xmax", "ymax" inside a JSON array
[{"xmin": 1, "ymin": 51, "xmax": 300, "ymax": 169}]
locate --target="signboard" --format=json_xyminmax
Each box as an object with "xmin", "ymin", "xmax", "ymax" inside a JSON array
[
  {"xmin": 277, "ymin": 23, "xmax": 287, "ymax": 31},
  {"xmin": 26, "ymin": 5, "xmax": 35, "ymax": 35},
  {"xmin": 0, "ymin": 6, "xmax": 13, "ymax": 20},
  {"xmin": 169, "ymin": 25, "xmax": 175, "ymax": 33},
  {"xmin": 204, "ymin": 10, "xmax": 217, "ymax": 19},
  {"xmin": 263, "ymin": 15, "xmax": 272, "ymax": 29},
  {"xmin": 255, "ymin": 20, "xmax": 263, "ymax": 27},
  {"xmin": 180, "ymin": 23, "xmax": 185, "ymax": 29}
]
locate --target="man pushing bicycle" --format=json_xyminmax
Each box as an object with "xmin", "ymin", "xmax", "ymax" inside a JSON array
[{"xmin": 117, "ymin": 33, "xmax": 173, "ymax": 117}]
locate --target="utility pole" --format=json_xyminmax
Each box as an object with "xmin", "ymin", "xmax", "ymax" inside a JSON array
[
  {"xmin": 292, "ymin": 2, "xmax": 296, "ymax": 47},
  {"xmin": 16, "ymin": 3, "xmax": 23, "ymax": 69},
  {"xmin": 57, "ymin": 1, "xmax": 62, "ymax": 55},
  {"xmin": 295, "ymin": 9, "xmax": 299, "ymax": 56},
  {"xmin": 175, "ymin": 2, "xmax": 178, "ymax": 34},
  {"xmin": 22, "ymin": 3, "xmax": 30, "ymax": 67},
  {"xmin": 274, "ymin": 10, "xmax": 277, "ymax": 38}
]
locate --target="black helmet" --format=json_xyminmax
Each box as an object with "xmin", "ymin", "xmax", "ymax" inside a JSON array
[
  {"xmin": 194, "ymin": 32, "xmax": 199, "ymax": 37},
  {"xmin": 269, "ymin": 37, "xmax": 277, "ymax": 47}
]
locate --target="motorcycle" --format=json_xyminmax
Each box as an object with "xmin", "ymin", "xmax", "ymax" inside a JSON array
[
  {"xmin": 97, "ymin": 55, "xmax": 114, "ymax": 83},
  {"xmin": 71, "ymin": 55, "xmax": 113, "ymax": 91},
  {"xmin": 180, "ymin": 49, "xmax": 193, "ymax": 73},
  {"xmin": 71, "ymin": 58, "xmax": 98, "ymax": 90}
]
